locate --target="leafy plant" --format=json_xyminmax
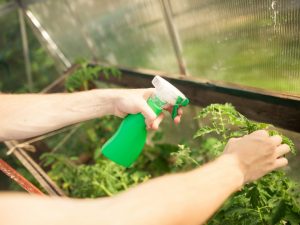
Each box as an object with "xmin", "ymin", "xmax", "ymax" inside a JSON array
[
  {"xmin": 40, "ymin": 140, "xmax": 182, "ymax": 198},
  {"xmin": 194, "ymin": 103, "xmax": 295, "ymax": 153},
  {"xmin": 42, "ymin": 82, "xmax": 300, "ymax": 224},
  {"xmin": 41, "ymin": 153, "xmax": 150, "ymax": 198},
  {"xmin": 65, "ymin": 61, "xmax": 121, "ymax": 92},
  {"xmin": 172, "ymin": 103, "xmax": 300, "ymax": 225},
  {"xmin": 171, "ymin": 144, "xmax": 200, "ymax": 168}
]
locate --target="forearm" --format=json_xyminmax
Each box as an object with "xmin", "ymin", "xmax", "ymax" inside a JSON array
[
  {"xmin": 109, "ymin": 154, "xmax": 244, "ymax": 225},
  {"xmin": 0, "ymin": 155, "xmax": 243, "ymax": 225},
  {"xmin": 0, "ymin": 193, "xmax": 112, "ymax": 225},
  {"xmin": 0, "ymin": 90, "xmax": 115, "ymax": 141}
]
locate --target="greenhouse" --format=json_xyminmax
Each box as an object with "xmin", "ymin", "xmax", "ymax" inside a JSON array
[{"xmin": 1, "ymin": 0, "xmax": 300, "ymax": 224}]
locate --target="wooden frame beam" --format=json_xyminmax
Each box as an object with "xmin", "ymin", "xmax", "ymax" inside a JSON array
[
  {"xmin": 95, "ymin": 66, "xmax": 300, "ymax": 133},
  {"xmin": 34, "ymin": 63, "xmax": 300, "ymax": 132}
]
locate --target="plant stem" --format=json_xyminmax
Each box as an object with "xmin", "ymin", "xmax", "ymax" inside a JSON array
[{"xmin": 100, "ymin": 184, "xmax": 113, "ymax": 196}]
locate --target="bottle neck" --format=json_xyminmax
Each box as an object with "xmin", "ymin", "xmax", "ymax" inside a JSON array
[
  {"xmin": 147, "ymin": 95, "xmax": 166, "ymax": 115},
  {"xmin": 150, "ymin": 95, "xmax": 167, "ymax": 108}
]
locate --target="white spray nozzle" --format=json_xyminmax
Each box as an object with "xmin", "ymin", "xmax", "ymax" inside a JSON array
[{"xmin": 152, "ymin": 76, "xmax": 186, "ymax": 105}]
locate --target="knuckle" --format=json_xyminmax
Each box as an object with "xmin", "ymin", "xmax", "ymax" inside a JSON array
[
  {"xmin": 258, "ymin": 139, "xmax": 274, "ymax": 149},
  {"xmin": 282, "ymin": 144, "xmax": 290, "ymax": 150},
  {"xmin": 272, "ymin": 134, "xmax": 281, "ymax": 139},
  {"xmin": 253, "ymin": 136, "xmax": 266, "ymax": 142},
  {"xmin": 266, "ymin": 140, "xmax": 276, "ymax": 148},
  {"xmin": 263, "ymin": 146, "xmax": 274, "ymax": 156},
  {"xmin": 260, "ymin": 130, "xmax": 269, "ymax": 136},
  {"xmin": 253, "ymin": 130, "xmax": 269, "ymax": 137},
  {"xmin": 271, "ymin": 135, "xmax": 282, "ymax": 143}
]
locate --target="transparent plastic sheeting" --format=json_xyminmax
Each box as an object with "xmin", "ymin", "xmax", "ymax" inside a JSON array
[
  {"xmin": 26, "ymin": 0, "xmax": 300, "ymax": 94},
  {"xmin": 170, "ymin": 0, "xmax": 300, "ymax": 93},
  {"xmin": 27, "ymin": 0, "xmax": 179, "ymax": 73},
  {"xmin": 0, "ymin": 9, "xmax": 58, "ymax": 93}
]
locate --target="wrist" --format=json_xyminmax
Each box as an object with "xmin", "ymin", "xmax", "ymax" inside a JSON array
[
  {"xmin": 217, "ymin": 154, "xmax": 245, "ymax": 189},
  {"xmin": 87, "ymin": 89, "xmax": 116, "ymax": 117}
]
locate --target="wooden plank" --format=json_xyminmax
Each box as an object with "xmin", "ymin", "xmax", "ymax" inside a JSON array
[
  {"xmin": 44, "ymin": 64, "xmax": 300, "ymax": 132},
  {"xmin": 5, "ymin": 140, "xmax": 65, "ymax": 196},
  {"xmin": 96, "ymin": 67, "xmax": 300, "ymax": 132}
]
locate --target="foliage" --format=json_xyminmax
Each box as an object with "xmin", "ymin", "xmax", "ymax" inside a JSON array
[
  {"xmin": 172, "ymin": 103, "xmax": 300, "ymax": 225},
  {"xmin": 41, "ymin": 140, "xmax": 182, "ymax": 198},
  {"xmin": 42, "ymin": 103, "xmax": 300, "ymax": 224},
  {"xmin": 210, "ymin": 172, "xmax": 300, "ymax": 225},
  {"xmin": 64, "ymin": 62, "xmax": 121, "ymax": 92},
  {"xmin": 170, "ymin": 144, "xmax": 199, "ymax": 168},
  {"xmin": 41, "ymin": 153, "xmax": 149, "ymax": 198},
  {"xmin": 193, "ymin": 103, "xmax": 295, "ymax": 154},
  {"xmin": 44, "ymin": 76, "xmax": 300, "ymax": 224}
]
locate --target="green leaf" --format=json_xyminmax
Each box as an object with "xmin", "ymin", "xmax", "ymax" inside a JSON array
[
  {"xmin": 193, "ymin": 126, "xmax": 216, "ymax": 138},
  {"xmin": 270, "ymin": 200, "xmax": 286, "ymax": 225}
]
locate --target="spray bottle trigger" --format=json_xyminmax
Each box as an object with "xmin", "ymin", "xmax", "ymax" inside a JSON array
[{"xmin": 171, "ymin": 96, "xmax": 190, "ymax": 119}]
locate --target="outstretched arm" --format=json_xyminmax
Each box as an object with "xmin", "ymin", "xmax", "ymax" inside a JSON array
[
  {"xmin": 0, "ymin": 130, "xmax": 289, "ymax": 225},
  {"xmin": 0, "ymin": 89, "xmax": 180, "ymax": 141},
  {"xmin": 0, "ymin": 155, "xmax": 242, "ymax": 225}
]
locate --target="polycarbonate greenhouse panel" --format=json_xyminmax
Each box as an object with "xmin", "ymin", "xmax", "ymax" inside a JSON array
[
  {"xmin": 25, "ymin": 0, "xmax": 300, "ymax": 94},
  {"xmin": 170, "ymin": 0, "xmax": 300, "ymax": 94},
  {"xmin": 28, "ymin": 0, "xmax": 95, "ymax": 62},
  {"xmin": 0, "ymin": 8, "xmax": 59, "ymax": 93},
  {"xmin": 27, "ymin": 0, "xmax": 179, "ymax": 74}
]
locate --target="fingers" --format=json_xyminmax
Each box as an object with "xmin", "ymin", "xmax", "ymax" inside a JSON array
[
  {"xmin": 178, "ymin": 107, "xmax": 183, "ymax": 116},
  {"xmin": 165, "ymin": 106, "xmax": 172, "ymax": 113},
  {"xmin": 173, "ymin": 115, "xmax": 181, "ymax": 124},
  {"xmin": 147, "ymin": 108, "xmax": 181, "ymax": 130},
  {"xmin": 175, "ymin": 108, "xmax": 183, "ymax": 124},
  {"xmin": 164, "ymin": 106, "xmax": 183, "ymax": 124},
  {"xmin": 272, "ymin": 143, "xmax": 290, "ymax": 170},
  {"xmin": 139, "ymin": 100, "xmax": 157, "ymax": 127},
  {"xmin": 275, "ymin": 144, "xmax": 290, "ymax": 158},
  {"xmin": 140, "ymin": 91, "xmax": 185, "ymax": 128},
  {"xmin": 150, "ymin": 113, "xmax": 165, "ymax": 130},
  {"xmin": 250, "ymin": 131, "xmax": 283, "ymax": 147},
  {"xmin": 251, "ymin": 130, "xmax": 269, "ymax": 138},
  {"xmin": 270, "ymin": 135, "xmax": 282, "ymax": 146},
  {"xmin": 274, "ymin": 157, "xmax": 288, "ymax": 169},
  {"xmin": 165, "ymin": 106, "xmax": 183, "ymax": 115}
]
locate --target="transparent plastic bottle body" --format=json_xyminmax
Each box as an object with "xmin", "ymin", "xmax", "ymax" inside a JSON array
[{"xmin": 101, "ymin": 95, "xmax": 166, "ymax": 167}]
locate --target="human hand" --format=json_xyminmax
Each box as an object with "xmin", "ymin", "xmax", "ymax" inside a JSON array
[
  {"xmin": 223, "ymin": 130, "xmax": 290, "ymax": 184},
  {"xmin": 112, "ymin": 88, "xmax": 183, "ymax": 130}
]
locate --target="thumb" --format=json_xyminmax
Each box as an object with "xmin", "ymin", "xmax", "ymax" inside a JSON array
[
  {"xmin": 139, "ymin": 100, "xmax": 157, "ymax": 127},
  {"xmin": 141, "ymin": 88, "xmax": 155, "ymax": 100}
]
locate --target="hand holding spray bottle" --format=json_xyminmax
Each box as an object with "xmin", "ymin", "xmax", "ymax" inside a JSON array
[{"xmin": 101, "ymin": 76, "xmax": 189, "ymax": 167}]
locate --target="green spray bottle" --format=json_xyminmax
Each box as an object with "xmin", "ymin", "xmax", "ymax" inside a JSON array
[{"xmin": 100, "ymin": 76, "xmax": 189, "ymax": 167}]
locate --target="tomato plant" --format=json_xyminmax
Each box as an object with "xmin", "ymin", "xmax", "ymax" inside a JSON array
[
  {"xmin": 173, "ymin": 104, "xmax": 300, "ymax": 224},
  {"xmin": 42, "ymin": 66, "xmax": 300, "ymax": 224},
  {"xmin": 64, "ymin": 61, "xmax": 121, "ymax": 92}
]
